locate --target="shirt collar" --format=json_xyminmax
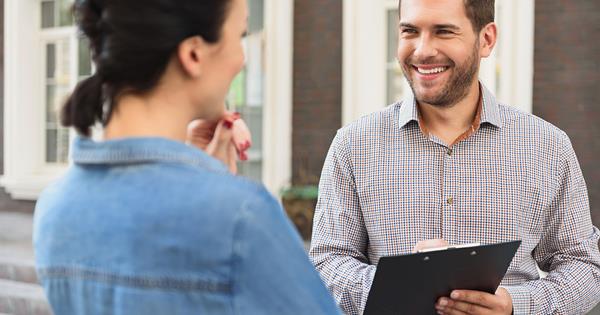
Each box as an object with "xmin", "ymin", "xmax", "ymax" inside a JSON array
[
  {"xmin": 397, "ymin": 82, "xmax": 503, "ymax": 129},
  {"xmin": 71, "ymin": 136, "xmax": 228, "ymax": 173}
]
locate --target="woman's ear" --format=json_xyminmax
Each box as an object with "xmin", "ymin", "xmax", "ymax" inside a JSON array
[
  {"xmin": 479, "ymin": 22, "xmax": 497, "ymax": 58},
  {"xmin": 177, "ymin": 36, "xmax": 209, "ymax": 78}
]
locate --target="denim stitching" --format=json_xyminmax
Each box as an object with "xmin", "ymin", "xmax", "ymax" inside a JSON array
[{"xmin": 38, "ymin": 267, "xmax": 231, "ymax": 293}]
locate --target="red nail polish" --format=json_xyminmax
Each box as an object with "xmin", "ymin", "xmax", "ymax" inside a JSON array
[{"xmin": 223, "ymin": 120, "xmax": 233, "ymax": 129}]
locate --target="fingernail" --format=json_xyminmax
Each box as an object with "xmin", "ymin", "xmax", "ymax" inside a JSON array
[
  {"xmin": 223, "ymin": 120, "xmax": 233, "ymax": 129},
  {"xmin": 439, "ymin": 299, "xmax": 448, "ymax": 306},
  {"xmin": 241, "ymin": 151, "xmax": 248, "ymax": 161},
  {"xmin": 450, "ymin": 291, "xmax": 459, "ymax": 299},
  {"xmin": 244, "ymin": 140, "xmax": 251, "ymax": 150}
]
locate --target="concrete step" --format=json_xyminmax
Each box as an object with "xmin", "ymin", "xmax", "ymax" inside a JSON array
[
  {"xmin": 0, "ymin": 279, "xmax": 51, "ymax": 315},
  {"xmin": 0, "ymin": 257, "xmax": 37, "ymax": 284}
]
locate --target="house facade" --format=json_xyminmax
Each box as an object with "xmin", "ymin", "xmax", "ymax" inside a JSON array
[{"xmin": 1, "ymin": 0, "xmax": 599, "ymax": 229}]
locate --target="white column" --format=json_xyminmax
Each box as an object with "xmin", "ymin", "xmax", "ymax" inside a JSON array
[
  {"xmin": 2, "ymin": 0, "xmax": 66, "ymax": 200},
  {"xmin": 262, "ymin": 0, "xmax": 293, "ymax": 196}
]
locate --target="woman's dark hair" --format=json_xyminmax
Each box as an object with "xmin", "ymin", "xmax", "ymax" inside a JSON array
[{"xmin": 61, "ymin": 0, "xmax": 232, "ymax": 136}]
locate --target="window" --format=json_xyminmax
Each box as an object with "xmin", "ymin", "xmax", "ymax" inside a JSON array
[
  {"xmin": 40, "ymin": 0, "xmax": 92, "ymax": 164},
  {"xmin": 3, "ymin": 0, "xmax": 293, "ymax": 199}
]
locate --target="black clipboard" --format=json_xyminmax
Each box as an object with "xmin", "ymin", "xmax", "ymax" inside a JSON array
[{"xmin": 364, "ymin": 240, "xmax": 521, "ymax": 315}]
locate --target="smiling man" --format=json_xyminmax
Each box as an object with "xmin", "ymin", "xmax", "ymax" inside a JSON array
[{"xmin": 309, "ymin": 0, "xmax": 600, "ymax": 314}]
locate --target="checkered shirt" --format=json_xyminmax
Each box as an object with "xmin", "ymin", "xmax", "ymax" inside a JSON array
[{"xmin": 309, "ymin": 84, "xmax": 600, "ymax": 314}]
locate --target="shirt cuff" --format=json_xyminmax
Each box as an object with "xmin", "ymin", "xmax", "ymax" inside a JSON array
[
  {"xmin": 501, "ymin": 285, "xmax": 531, "ymax": 315},
  {"xmin": 359, "ymin": 266, "xmax": 377, "ymax": 314}
]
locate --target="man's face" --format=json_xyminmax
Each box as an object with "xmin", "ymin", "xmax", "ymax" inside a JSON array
[{"xmin": 397, "ymin": 0, "xmax": 482, "ymax": 107}]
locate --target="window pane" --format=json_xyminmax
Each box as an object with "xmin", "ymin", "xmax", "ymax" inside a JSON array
[
  {"xmin": 78, "ymin": 37, "xmax": 92, "ymax": 77},
  {"xmin": 386, "ymin": 9, "xmax": 407, "ymax": 104},
  {"xmin": 41, "ymin": 1, "xmax": 55, "ymax": 28},
  {"xmin": 46, "ymin": 85, "xmax": 57, "ymax": 124},
  {"xmin": 58, "ymin": 0, "xmax": 74, "ymax": 27},
  {"xmin": 238, "ymin": 161, "xmax": 262, "ymax": 182},
  {"xmin": 45, "ymin": 39, "xmax": 71, "ymax": 164},
  {"xmin": 46, "ymin": 43, "xmax": 56, "ymax": 79},
  {"xmin": 248, "ymin": 0, "xmax": 264, "ymax": 34},
  {"xmin": 57, "ymin": 128, "xmax": 70, "ymax": 162},
  {"xmin": 46, "ymin": 129, "xmax": 58, "ymax": 163}
]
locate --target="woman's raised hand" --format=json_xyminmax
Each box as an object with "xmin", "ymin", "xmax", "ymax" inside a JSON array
[{"xmin": 186, "ymin": 111, "xmax": 252, "ymax": 174}]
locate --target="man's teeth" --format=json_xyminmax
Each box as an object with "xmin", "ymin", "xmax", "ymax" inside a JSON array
[{"xmin": 417, "ymin": 67, "xmax": 447, "ymax": 74}]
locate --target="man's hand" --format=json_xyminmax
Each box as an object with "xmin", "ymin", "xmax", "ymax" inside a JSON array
[
  {"xmin": 186, "ymin": 111, "xmax": 252, "ymax": 174},
  {"xmin": 413, "ymin": 239, "xmax": 449, "ymax": 252},
  {"xmin": 435, "ymin": 287, "xmax": 513, "ymax": 315}
]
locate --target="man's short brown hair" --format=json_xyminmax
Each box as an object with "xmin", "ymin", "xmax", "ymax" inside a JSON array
[{"xmin": 399, "ymin": 0, "xmax": 495, "ymax": 32}]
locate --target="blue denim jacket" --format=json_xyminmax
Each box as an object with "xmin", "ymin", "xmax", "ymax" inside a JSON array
[{"xmin": 34, "ymin": 136, "xmax": 340, "ymax": 315}]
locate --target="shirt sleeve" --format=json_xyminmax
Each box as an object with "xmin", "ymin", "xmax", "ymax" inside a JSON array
[
  {"xmin": 309, "ymin": 131, "xmax": 376, "ymax": 315},
  {"xmin": 232, "ymin": 188, "xmax": 341, "ymax": 315},
  {"xmin": 504, "ymin": 133, "xmax": 600, "ymax": 314}
]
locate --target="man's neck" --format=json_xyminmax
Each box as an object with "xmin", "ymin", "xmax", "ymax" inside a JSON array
[{"xmin": 417, "ymin": 81, "xmax": 481, "ymax": 146}]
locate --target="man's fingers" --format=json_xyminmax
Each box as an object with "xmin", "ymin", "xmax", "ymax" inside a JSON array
[
  {"xmin": 436, "ymin": 298, "xmax": 491, "ymax": 315},
  {"xmin": 413, "ymin": 239, "xmax": 449, "ymax": 252},
  {"xmin": 449, "ymin": 290, "xmax": 495, "ymax": 307}
]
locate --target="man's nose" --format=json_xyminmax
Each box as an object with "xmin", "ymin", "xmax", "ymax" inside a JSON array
[{"xmin": 413, "ymin": 35, "xmax": 438, "ymax": 60}]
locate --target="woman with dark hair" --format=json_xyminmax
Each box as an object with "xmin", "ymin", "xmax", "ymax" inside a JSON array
[{"xmin": 33, "ymin": 0, "xmax": 340, "ymax": 314}]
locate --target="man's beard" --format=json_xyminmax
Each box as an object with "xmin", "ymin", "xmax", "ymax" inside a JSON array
[{"xmin": 401, "ymin": 41, "xmax": 480, "ymax": 108}]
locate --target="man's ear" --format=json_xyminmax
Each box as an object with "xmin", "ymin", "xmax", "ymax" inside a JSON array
[
  {"xmin": 177, "ymin": 36, "xmax": 209, "ymax": 78},
  {"xmin": 479, "ymin": 22, "xmax": 497, "ymax": 58}
]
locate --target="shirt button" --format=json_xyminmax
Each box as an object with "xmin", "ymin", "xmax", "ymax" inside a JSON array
[
  {"xmin": 447, "ymin": 197, "xmax": 454, "ymax": 205},
  {"xmin": 447, "ymin": 148, "xmax": 453, "ymax": 156}
]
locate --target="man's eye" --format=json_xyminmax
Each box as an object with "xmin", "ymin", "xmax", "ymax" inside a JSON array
[
  {"xmin": 401, "ymin": 29, "xmax": 417, "ymax": 34},
  {"xmin": 437, "ymin": 30, "xmax": 453, "ymax": 35}
]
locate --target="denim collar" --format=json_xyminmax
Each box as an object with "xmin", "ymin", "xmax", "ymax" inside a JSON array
[
  {"xmin": 397, "ymin": 82, "xmax": 503, "ymax": 129},
  {"xmin": 71, "ymin": 136, "xmax": 228, "ymax": 173}
]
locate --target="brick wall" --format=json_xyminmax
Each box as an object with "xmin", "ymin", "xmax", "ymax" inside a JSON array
[
  {"xmin": 533, "ymin": 0, "xmax": 600, "ymax": 226},
  {"xmin": 292, "ymin": 0, "xmax": 342, "ymax": 185}
]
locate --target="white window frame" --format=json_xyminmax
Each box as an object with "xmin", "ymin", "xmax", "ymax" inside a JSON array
[
  {"xmin": 2, "ymin": 0, "xmax": 293, "ymax": 200},
  {"xmin": 342, "ymin": 0, "xmax": 535, "ymax": 125}
]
